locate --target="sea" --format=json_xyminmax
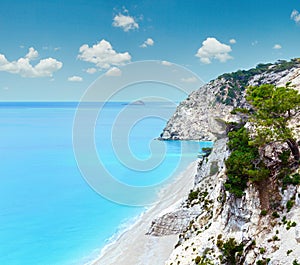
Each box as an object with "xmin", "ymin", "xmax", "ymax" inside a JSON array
[{"xmin": 0, "ymin": 101, "xmax": 212, "ymax": 265}]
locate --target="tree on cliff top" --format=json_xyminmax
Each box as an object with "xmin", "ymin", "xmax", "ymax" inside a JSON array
[
  {"xmin": 226, "ymin": 83, "xmax": 300, "ymax": 197},
  {"xmin": 246, "ymin": 83, "xmax": 300, "ymax": 162}
]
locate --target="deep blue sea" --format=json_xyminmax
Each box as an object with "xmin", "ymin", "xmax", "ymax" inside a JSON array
[{"xmin": 0, "ymin": 102, "xmax": 212, "ymax": 265}]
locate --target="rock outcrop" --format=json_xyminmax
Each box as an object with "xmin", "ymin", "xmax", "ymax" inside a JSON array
[
  {"xmin": 160, "ymin": 59, "xmax": 300, "ymax": 141},
  {"xmin": 147, "ymin": 138, "xmax": 228, "ymax": 237}
]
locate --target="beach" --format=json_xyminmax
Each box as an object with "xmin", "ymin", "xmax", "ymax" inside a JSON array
[{"xmin": 90, "ymin": 160, "xmax": 198, "ymax": 265}]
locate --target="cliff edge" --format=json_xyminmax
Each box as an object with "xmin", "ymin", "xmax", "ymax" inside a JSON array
[
  {"xmin": 160, "ymin": 59, "xmax": 300, "ymax": 141},
  {"xmin": 150, "ymin": 59, "xmax": 300, "ymax": 265}
]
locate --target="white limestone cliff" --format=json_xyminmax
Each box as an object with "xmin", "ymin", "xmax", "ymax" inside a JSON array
[{"xmin": 150, "ymin": 60, "xmax": 300, "ymax": 265}]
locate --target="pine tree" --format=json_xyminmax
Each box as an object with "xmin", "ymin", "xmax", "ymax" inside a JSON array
[{"xmin": 246, "ymin": 83, "xmax": 300, "ymax": 161}]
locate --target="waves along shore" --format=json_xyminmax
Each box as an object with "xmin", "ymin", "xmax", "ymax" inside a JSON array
[{"xmin": 89, "ymin": 161, "xmax": 198, "ymax": 265}]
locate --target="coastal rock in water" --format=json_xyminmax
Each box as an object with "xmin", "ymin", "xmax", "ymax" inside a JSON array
[
  {"xmin": 160, "ymin": 79, "xmax": 235, "ymax": 141},
  {"xmin": 160, "ymin": 60, "xmax": 300, "ymax": 141}
]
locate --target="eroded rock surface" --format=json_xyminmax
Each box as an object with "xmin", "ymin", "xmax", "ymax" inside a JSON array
[{"xmin": 150, "ymin": 60, "xmax": 300, "ymax": 264}]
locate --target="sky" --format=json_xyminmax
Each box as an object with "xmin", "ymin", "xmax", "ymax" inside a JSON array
[{"xmin": 0, "ymin": 0, "xmax": 300, "ymax": 101}]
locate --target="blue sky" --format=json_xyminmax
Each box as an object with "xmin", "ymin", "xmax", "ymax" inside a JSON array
[{"xmin": 0, "ymin": 0, "xmax": 299, "ymax": 101}]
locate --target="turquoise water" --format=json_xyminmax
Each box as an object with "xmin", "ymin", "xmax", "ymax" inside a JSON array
[{"xmin": 0, "ymin": 102, "xmax": 212, "ymax": 265}]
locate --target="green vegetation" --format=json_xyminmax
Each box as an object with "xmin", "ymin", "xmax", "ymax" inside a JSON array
[
  {"xmin": 195, "ymin": 256, "xmax": 201, "ymax": 264},
  {"xmin": 256, "ymin": 259, "xmax": 270, "ymax": 265},
  {"xmin": 187, "ymin": 188, "xmax": 211, "ymax": 209},
  {"xmin": 278, "ymin": 150, "xmax": 293, "ymax": 182},
  {"xmin": 220, "ymin": 59, "xmax": 300, "ymax": 85},
  {"xmin": 188, "ymin": 189, "xmax": 200, "ymax": 202},
  {"xmin": 293, "ymin": 259, "xmax": 300, "ymax": 265},
  {"xmin": 217, "ymin": 59, "xmax": 300, "ymax": 105},
  {"xmin": 259, "ymin": 247, "xmax": 266, "ymax": 254},
  {"xmin": 282, "ymin": 216, "xmax": 287, "ymax": 224},
  {"xmin": 219, "ymin": 238, "xmax": 244, "ymax": 265},
  {"xmin": 286, "ymin": 199, "xmax": 295, "ymax": 212},
  {"xmin": 224, "ymin": 127, "xmax": 268, "ymax": 197},
  {"xmin": 286, "ymin": 220, "xmax": 297, "ymax": 230},
  {"xmin": 260, "ymin": 209, "xmax": 267, "ymax": 216},
  {"xmin": 272, "ymin": 211, "xmax": 280, "ymax": 218},
  {"xmin": 194, "ymin": 255, "xmax": 214, "ymax": 265},
  {"xmin": 282, "ymin": 173, "xmax": 300, "ymax": 189},
  {"xmin": 202, "ymin": 147, "xmax": 213, "ymax": 156},
  {"xmin": 225, "ymin": 83, "xmax": 300, "ymax": 198},
  {"xmin": 246, "ymin": 83, "xmax": 300, "ymax": 162}
]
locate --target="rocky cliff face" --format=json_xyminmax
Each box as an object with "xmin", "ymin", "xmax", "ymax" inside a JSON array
[
  {"xmin": 160, "ymin": 59, "xmax": 300, "ymax": 141},
  {"xmin": 149, "ymin": 138, "xmax": 300, "ymax": 264},
  {"xmin": 150, "ymin": 60, "xmax": 300, "ymax": 264},
  {"xmin": 147, "ymin": 139, "xmax": 229, "ymax": 237},
  {"xmin": 164, "ymin": 185, "xmax": 300, "ymax": 264},
  {"xmin": 161, "ymin": 149, "xmax": 300, "ymax": 264}
]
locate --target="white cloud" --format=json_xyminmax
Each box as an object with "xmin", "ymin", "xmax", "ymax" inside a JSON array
[
  {"xmin": 181, "ymin": 76, "xmax": 197, "ymax": 83},
  {"xmin": 0, "ymin": 47, "xmax": 62, "ymax": 78},
  {"xmin": 161, "ymin": 60, "xmax": 172, "ymax": 66},
  {"xmin": 229, "ymin": 39, "xmax": 236, "ymax": 44},
  {"xmin": 25, "ymin": 47, "xmax": 39, "ymax": 60},
  {"xmin": 105, "ymin": 67, "xmax": 122, "ymax": 76},
  {"xmin": 273, "ymin": 44, "xmax": 282, "ymax": 50},
  {"xmin": 291, "ymin": 9, "xmax": 300, "ymax": 24},
  {"xmin": 146, "ymin": 38, "xmax": 154, "ymax": 45},
  {"xmin": 78, "ymin": 39, "xmax": 131, "ymax": 69},
  {"xmin": 195, "ymin": 37, "xmax": 233, "ymax": 64},
  {"xmin": 86, "ymin": 67, "xmax": 97, "ymax": 74},
  {"xmin": 140, "ymin": 38, "xmax": 154, "ymax": 48},
  {"xmin": 112, "ymin": 13, "xmax": 139, "ymax": 32},
  {"xmin": 68, "ymin": 75, "xmax": 83, "ymax": 82}
]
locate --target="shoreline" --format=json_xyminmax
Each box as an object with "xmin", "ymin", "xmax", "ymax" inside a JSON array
[{"xmin": 88, "ymin": 160, "xmax": 198, "ymax": 265}]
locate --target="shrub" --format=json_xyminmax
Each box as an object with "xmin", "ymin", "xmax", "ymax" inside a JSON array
[
  {"xmin": 225, "ymin": 127, "xmax": 269, "ymax": 197},
  {"xmin": 257, "ymin": 260, "xmax": 268, "ymax": 265},
  {"xmin": 202, "ymin": 147, "xmax": 213, "ymax": 156},
  {"xmin": 282, "ymin": 173, "xmax": 300, "ymax": 189},
  {"xmin": 282, "ymin": 216, "xmax": 287, "ymax": 224},
  {"xmin": 188, "ymin": 189, "xmax": 199, "ymax": 202},
  {"xmin": 286, "ymin": 220, "xmax": 297, "ymax": 230},
  {"xmin": 286, "ymin": 199, "xmax": 295, "ymax": 212},
  {"xmin": 217, "ymin": 239, "xmax": 223, "ymax": 248},
  {"xmin": 219, "ymin": 238, "xmax": 244, "ymax": 265},
  {"xmin": 293, "ymin": 260, "xmax": 300, "ymax": 265},
  {"xmin": 259, "ymin": 248, "xmax": 266, "ymax": 254},
  {"xmin": 260, "ymin": 209, "xmax": 267, "ymax": 216},
  {"xmin": 195, "ymin": 256, "xmax": 201, "ymax": 264},
  {"xmin": 272, "ymin": 211, "xmax": 280, "ymax": 218}
]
